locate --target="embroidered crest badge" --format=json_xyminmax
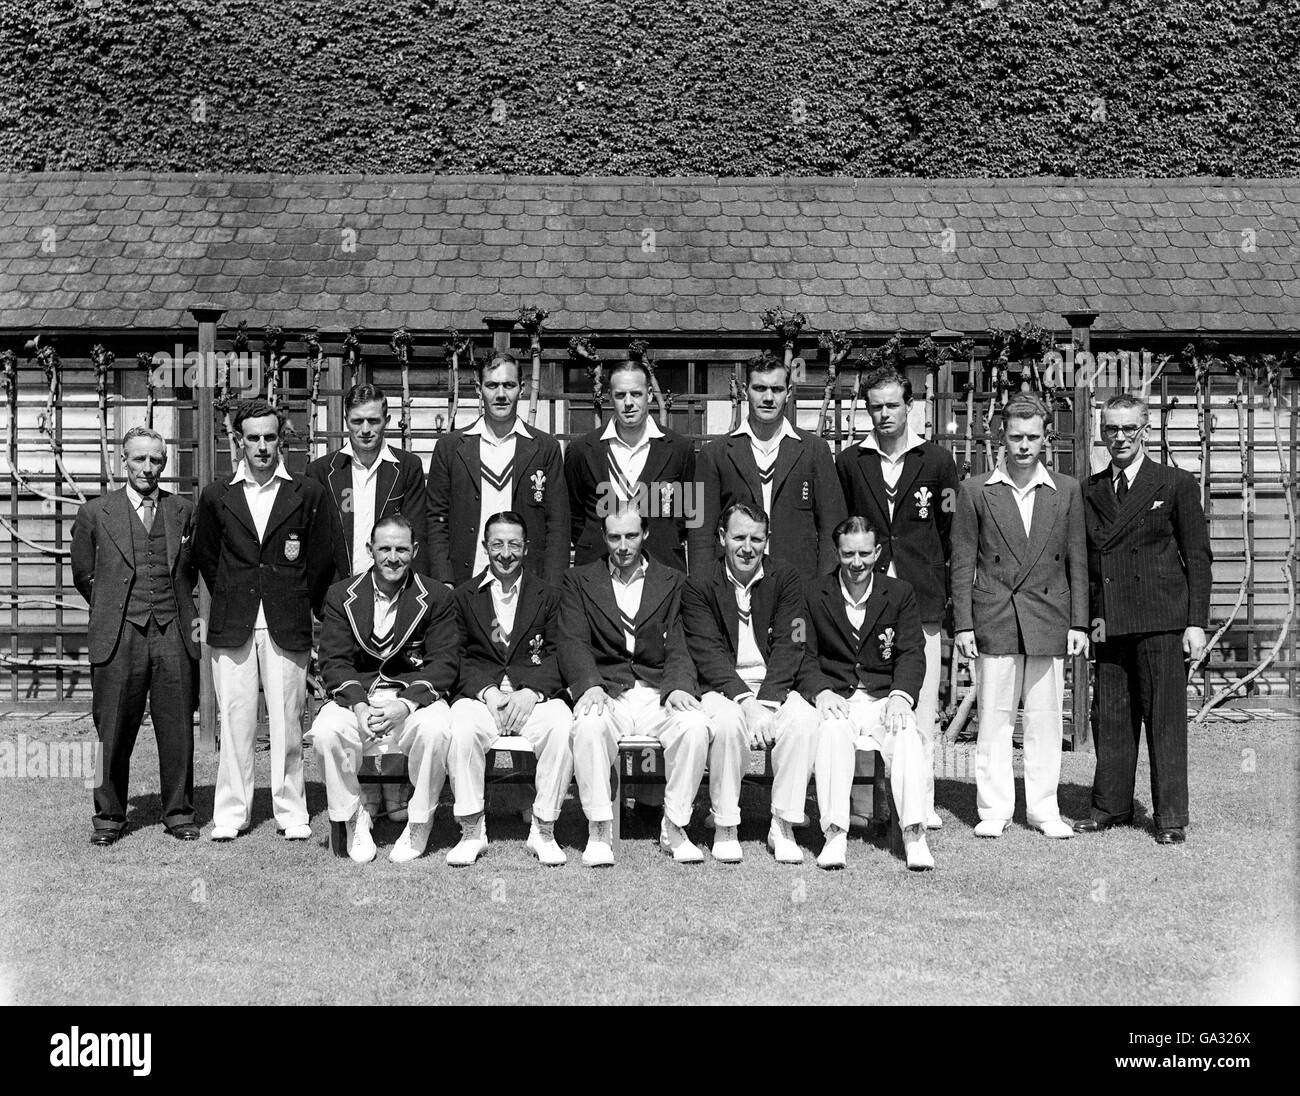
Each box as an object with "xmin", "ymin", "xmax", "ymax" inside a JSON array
[
  {"xmin": 660, "ymin": 481, "xmax": 675, "ymax": 515},
  {"xmin": 530, "ymin": 469, "xmax": 546, "ymax": 502},
  {"xmin": 878, "ymin": 627, "xmax": 895, "ymax": 660},
  {"xmin": 529, "ymin": 633, "xmax": 544, "ymax": 665},
  {"xmin": 801, "ymin": 480, "xmax": 810, "ymax": 502},
  {"xmin": 914, "ymin": 486, "xmax": 932, "ymax": 520},
  {"xmin": 407, "ymin": 648, "xmax": 424, "ymax": 669},
  {"xmin": 284, "ymin": 532, "xmax": 301, "ymax": 561}
]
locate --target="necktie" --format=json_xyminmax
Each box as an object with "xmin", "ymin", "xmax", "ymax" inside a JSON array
[
  {"xmin": 1115, "ymin": 474, "xmax": 1128, "ymax": 502},
  {"xmin": 140, "ymin": 496, "xmax": 155, "ymax": 531}
]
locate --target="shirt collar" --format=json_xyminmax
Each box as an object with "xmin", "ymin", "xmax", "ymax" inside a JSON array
[
  {"xmin": 600, "ymin": 416, "xmax": 664, "ymax": 448},
  {"xmin": 478, "ymin": 569, "xmax": 523, "ymax": 597},
  {"xmin": 987, "ymin": 461, "xmax": 1056, "ymax": 492},
  {"xmin": 732, "ymin": 417, "xmax": 800, "ymax": 444},
  {"xmin": 725, "ymin": 561, "xmax": 765, "ymax": 593},
  {"xmin": 340, "ymin": 441, "xmax": 399, "ymax": 468},
  {"xmin": 231, "ymin": 459, "xmax": 293, "ymax": 486},
  {"xmin": 466, "ymin": 416, "xmax": 531, "ymax": 442},
  {"xmin": 123, "ymin": 484, "xmax": 157, "ymax": 509},
  {"xmin": 608, "ymin": 554, "xmax": 649, "ymax": 584},
  {"xmin": 373, "ymin": 574, "xmax": 410, "ymax": 603},
  {"xmin": 1112, "ymin": 452, "xmax": 1144, "ymax": 484},
  {"xmin": 859, "ymin": 427, "xmax": 926, "ymax": 457},
  {"xmin": 840, "ymin": 575, "xmax": 874, "ymax": 610}
]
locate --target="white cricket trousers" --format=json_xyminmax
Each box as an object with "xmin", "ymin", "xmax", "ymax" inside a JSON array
[
  {"xmin": 311, "ymin": 700, "xmax": 452, "ymax": 823},
  {"xmin": 700, "ymin": 691, "xmax": 818, "ymax": 824},
  {"xmin": 211, "ymin": 628, "xmax": 309, "ymax": 831},
  {"xmin": 816, "ymin": 691, "xmax": 928, "ymax": 833},
  {"xmin": 975, "ymin": 654, "xmax": 1065, "ymax": 825},
  {"xmin": 448, "ymin": 697, "xmax": 574, "ymax": 822},
  {"xmin": 571, "ymin": 683, "xmax": 712, "ymax": 827}
]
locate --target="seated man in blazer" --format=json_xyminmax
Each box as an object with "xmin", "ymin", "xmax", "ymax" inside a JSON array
[
  {"xmin": 951, "ymin": 393, "xmax": 1089, "ymax": 840},
  {"xmin": 681, "ymin": 503, "xmax": 818, "ymax": 864},
  {"xmin": 446, "ymin": 511, "xmax": 574, "ymax": 867},
  {"xmin": 565, "ymin": 359, "xmax": 696, "ymax": 572},
  {"xmin": 71, "ymin": 426, "xmax": 201, "ymax": 845},
  {"xmin": 193, "ymin": 398, "xmax": 334, "ymax": 842},
  {"xmin": 559, "ymin": 507, "xmax": 710, "ymax": 867},
  {"xmin": 311, "ymin": 515, "xmax": 458, "ymax": 863},
  {"xmin": 802, "ymin": 516, "xmax": 934, "ymax": 871},
  {"xmin": 425, "ymin": 353, "xmax": 569, "ymax": 587}
]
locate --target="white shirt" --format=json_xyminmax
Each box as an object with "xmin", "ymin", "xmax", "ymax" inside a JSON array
[
  {"xmin": 841, "ymin": 574, "xmax": 911, "ymax": 705},
  {"xmin": 123, "ymin": 484, "xmax": 160, "ymax": 530},
  {"xmin": 1111, "ymin": 451, "xmax": 1144, "ymax": 496},
  {"xmin": 370, "ymin": 578, "xmax": 418, "ymax": 714},
  {"xmin": 732, "ymin": 417, "xmax": 800, "ymax": 542},
  {"xmin": 478, "ymin": 570, "xmax": 523, "ymax": 696},
  {"xmin": 601, "ymin": 416, "xmax": 663, "ymax": 503},
  {"xmin": 859, "ymin": 427, "xmax": 926, "ymax": 577},
  {"xmin": 987, "ymin": 460, "xmax": 1056, "ymax": 536},
  {"xmin": 609, "ymin": 554, "xmax": 649, "ymax": 655},
  {"xmin": 230, "ymin": 459, "xmax": 294, "ymax": 629},
  {"xmin": 727, "ymin": 563, "xmax": 768, "ymax": 700},
  {"xmin": 341, "ymin": 441, "xmax": 399, "ymax": 576},
  {"xmin": 464, "ymin": 416, "xmax": 532, "ymax": 576}
]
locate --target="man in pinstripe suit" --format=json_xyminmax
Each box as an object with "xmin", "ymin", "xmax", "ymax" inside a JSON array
[{"xmin": 1073, "ymin": 394, "xmax": 1212, "ymax": 845}]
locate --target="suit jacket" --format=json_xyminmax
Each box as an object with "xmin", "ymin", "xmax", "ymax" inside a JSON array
[
  {"xmin": 425, "ymin": 425, "xmax": 569, "ymax": 586},
  {"xmin": 681, "ymin": 560, "xmax": 808, "ymax": 705},
  {"xmin": 558, "ymin": 558, "xmax": 697, "ymax": 700},
  {"xmin": 452, "ymin": 571, "xmax": 565, "ymax": 701},
  {"xmin": 950, "ymin": 469, "xmax": 1089, "ymax": 656},
  {"xmin": 305, "ymin": 445, "xmax": 429, "ymax": 580},
  {"xmin": 836, "ymin": 439, "xmax": 959, "ymax": 624},
  {"xmin": 800, "ymin": 572, "xmax": 926, "ymax": 704},
  {"xmin": 193, "ymin": 471, "xmax": 334, "ymax": 652},
  {"xmin": 317, "ymin": 571, "xmax": 458, "ymax": 708},
  {"xmin": 70, "ymin": 488, "xmax": 200, "ymax": 664},
  {"xmin": 565, "ymin": 424, "xmax": 696, "ymax": 571},
  {"xmin": 1084, "ymin": 457, "xmax": 1212, "ymax": 636},
  {"xmin": 689, "ymin": 427, "xmax": 846, "ymax": 581}
]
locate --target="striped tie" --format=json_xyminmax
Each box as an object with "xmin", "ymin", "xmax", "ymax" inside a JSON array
[
  {"xmin": 884, "ymin": 483, "xmax": 899, "ymax": 513},
  {"xmin": 619, "ymin": 610, "xmax": 636, "ymax": 653},
  {"xmin": 756, "ymin": 455, "xmax": 776, "ymax": 490},
  {"xmin": 482, "ymin": 460, "xmax": 514, "ymax": 494},
  {"xmin": 606, "ymin": 450, "xmax": 634, "ymax": 503}
]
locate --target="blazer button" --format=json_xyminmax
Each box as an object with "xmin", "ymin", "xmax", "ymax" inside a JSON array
[
  {"xmin": 1054, "ymin": 554, "xmax": 1060, "ymax": 561},
  {"xmin": 994, "ymin": 554, "xmax": 1000, "ymax": 562}
]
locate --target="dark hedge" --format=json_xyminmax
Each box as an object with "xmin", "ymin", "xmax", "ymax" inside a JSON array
[{"xmin": 1, "ymin": 0, "xmax": 1296, "ymax": 176}]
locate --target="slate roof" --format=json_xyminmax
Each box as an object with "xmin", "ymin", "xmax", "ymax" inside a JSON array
[{"xmin": 1, "ymin": 173, "xmax": 1297, "ymax": 334}]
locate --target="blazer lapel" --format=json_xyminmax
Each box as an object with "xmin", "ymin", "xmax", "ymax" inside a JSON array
[
  {"xmin": 222, "ymin": 478, "xmax": 259, "ymax": 541},
  {"xmin": 1014, "ymin": 483, "xmax": 1060, "ymax": 587},
  {"xmin": 455, "ymin": 431, "xmax": 482, "ymax": 488},
  {"xmin": 858, "ymin": 585, "xmax": 890, "ymax": 655},
  {"xmin": 1100, "ymin": 461, "xmax": 1161, "ymax": 549},
  {"xmin": 725, "ymin": 436, "xmax": 764, "ymax": 504},
  {"xmin": 105, "ymin": 488, "xmax": 136, "ymax": 567},
  {"xmin": 262, "ymin": 476, "xmax": 304, "ymax": 543},
  {"xmin": 639, "ymin": 435, "xmax": 673, "ymax": 489},
  {"xmin": 585, "ymin": 565, "xmax": 625, "ymax": 636},
  {"xmin": 375, "ymin": 457, "xmax": 399, "ymax": 515},
  {"xmin": 1087, "ymin": 472, "xmax": 1118, "ymax": 526},
  {"xmin": 984, "ymin": 482, "xmax": 1028, "ymax": 564},
  {"xmin": 822, "ymin": 581, "xmax": 855, "ymax": 653},
  {"xmin": 634, "ymin": 562, "xmax": 675, "ymax": 628},
  {"xmin": 160, "ymin": 490, "xmax": 181, "ymax": 571},
  {"xmin": 504, "ymin": 573, "xmax": 545, "ymax": 659},
  {"xmin": 768, "ymin": 434, "xmax": 802, "ymax": 500},
  {"xmin": 327, "ymin": 454, "xmax": 354, "ymax": 569},
  {"xmin": 387, "ymin": 574, "xmax": 431, "ymax": 656},
  {"xmin": 341, "ymin": 573, "xmax": 375, "ymax": 654},
  {"xmin": 512, "ymin": 431, "xmax": 540, "ymax": 502},
  {"xmin": 891, "ymin": 450, "xmax": 925, "ymax": 522},
  {"xmin": 855, "ymin": 448, "xmax": 892, "ymax": 525},
  {"xmin": 712, "ymin": 563, "xmax": 741, "ymax": 656}
]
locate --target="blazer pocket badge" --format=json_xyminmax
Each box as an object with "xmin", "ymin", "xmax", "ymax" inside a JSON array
[
  {"xmin": 659, "ymin": 481, "xmax": 675, "ymax": 515},
  {"xmin": 801, "ymin": 480, "xmax": 810, "ymax": 502},
  {"xmin": 407, "ymin": 647, "xmax": 424, "ymax": 668},
  {"xmin": 529, "ymin": 633, "xmax": 544, "ymax": 665},
  {"xmin": 530, "ymin": 470, "xmax": 546, "ymax": 502},
  {"xmin": 914, "ymin": 486, "xmax": 932, "ymax": 519},
  {"xmin": 878, "ymin": 627, "xmax": 895, "ymax": 660},
  {"xmin": 284, "ymin": 533, "xmax": 301, "ymax": 561}
]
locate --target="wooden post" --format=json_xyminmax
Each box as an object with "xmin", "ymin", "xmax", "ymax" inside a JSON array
[
  {"xmin": 1064, "ymin": 311, "xmax": 1097, "ymax": 753},
  {"xmin": 190, "ymin": 302, "xmax": 225, "ymax": 750}
]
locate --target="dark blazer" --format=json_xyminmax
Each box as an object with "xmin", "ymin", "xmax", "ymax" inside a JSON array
[
  {"xmin": 452, "ymin": 571, "xmax": 565, "ymax": 702},
  {"xmin": 689, "ymin": 427, "xmax": 846, "ymax": 581},
  {"xmin": 1084, "ymin": 457, "xmax": 1212, "ymax": 636},
  {"xmin": 317, "ymin": 571, "xmax": 459, "ymax": 709},
  {"xmin": 558, "ymin": 558, "xmax": 697, "ymax": 700},
  {"xmin": 305, "ymin": 445, "xmax": 429, "ymax": 580},
  {"xmin": 681, "ymin": 560, "xmax": 808, "ymax": 705},
  {"xmin": 800, "ymin": 572, "xmax": 926, "ymax": 705},
  {"xmin": 836, "ymin": 439, "xmax": 959, "ymax": 625},
  {"xmin": 70, "ymin": 488, "xmax": 200, "ymax": 664},
  {"xmin": 950, "ymin": 468, "xmax": 1089, "ymax": 657},
  {"xmin": 193, "ymin": 470, "xmax": 334, "ymax": 652},
  {"xmin": 425, "ymin": 424, "xmax": 569, "ymax": 587},
  {"xmin": 565, "ymin": 424, "xmax": 696, "ymax": 572}
]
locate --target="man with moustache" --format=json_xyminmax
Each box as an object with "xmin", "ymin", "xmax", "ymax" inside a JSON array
[
  {"xmin": 690, "ymin": 350, "xmax": 846, "ymax": 583},
  {"xmin": 193, "ymin": 398, "xmax": 333, "ymax": 842},
  {"xmin": 950, "ymin": 393, "xmax": 1089, "ymax": 840},
  {"xmin": 836, "ymin": 365, "xmax": 957, "ymax": 832},
  {"xmin": 802, "ymin": 517, "xmax": 935, "ymax": 871},
  {"xmin": 559, "ymin": 507, "xmax": 710, "ymax": 867},
  {"xmin": 1073, "ymin": 394, "xmax": 1212, "ymax": 845},
  {"xmin": 71, "ymin": 427, "xmax": 201, "ymax": 845},
  {"xmin": 311, "ymin": 515, "xmax": 458, "ymax": 863},
  {"xmin": 426, "ymin": 353, "xmax": 569, "ymax": 588},
  {"xmin": 445, "ymin": 512, "xmax": 574, "ymax": 867},
  {"xmin": 681, "ymin": 503, "xmax": 819, "ymax": 864},
  {"xmin": 566, "ymin": 360, "xmax": 696, "ymax": 571}
]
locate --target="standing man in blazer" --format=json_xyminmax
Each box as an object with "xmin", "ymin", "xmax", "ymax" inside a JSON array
[
  {"xmin": 681, "ymin": 503, "xmax": 818, "ymax": 864},
  {"xmin": 446, "ymin": 511, "xmax": 574, "ymax": 867},
  {"xmin": 689, "ymin": 350, "xmax": 845, "ymax": 583},
  {"xmin": 425, "ymin": 353, "xmax": 569, "ymax": 588},
  {"xmin": 1074, "ymin": 394, "xmax": 1212, "ymax": 845},
  {"xmin": 71, "ymin": 426, "xmax": 200, "ymax": 845},
  {"xmin": 559, "ymin": 507, "xmax": 711, "ymax": 867},
  {"xmin": 951, "ymin": 393, "xmax": 1089, "ymax": 840},
  {"xmin": 193, "ymin": 398, "xmax": 333, "ymax": 842},
  {"xmin": 836, "ymin": 365, "xmax": 958, "ymax": 831},
  {"xmin": 566, "ymin": 360, "xmax": 696, "ymax": 572}
]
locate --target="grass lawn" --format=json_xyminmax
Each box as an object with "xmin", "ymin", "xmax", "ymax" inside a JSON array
[{"xmin": 1, "ymin": 716, "xmax": 1295, "ymax": 1006}]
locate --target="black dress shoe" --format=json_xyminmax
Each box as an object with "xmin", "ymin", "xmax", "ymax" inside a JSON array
[
  {"xmin": 90, "ymin": 831, "xmax": 120, "ymax": 847},
  {"xmin": 165, "ymin": 822, "xmax": 201, "ymax": 841},
  {"xmin": 1155, "ymin": 827, "xmax": 1186, "ymax": 845},
  {"xmin": 1071, "ymin": 819, "xmax": 1114, "ymax": 835}
]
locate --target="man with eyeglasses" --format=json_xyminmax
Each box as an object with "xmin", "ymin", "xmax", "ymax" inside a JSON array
[{"xmin": 1074, "ymin": 394, "xmax": 1212, "ymax": 845}]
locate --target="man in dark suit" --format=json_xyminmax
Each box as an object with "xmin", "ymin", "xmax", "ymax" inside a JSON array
[
  {"xmin": 689, "ymin": 350, "xmax": 846, "ymax": 582},
  {"xmin": 565, "ymin": 360, "xmax": 696, "ymax": 572},
  {"xmin": 1074, "ymin": 394, "xmax": 1212, "ymax": 845},
  {"xmin": 425, "ymin": 353, "xmax": 569, "ymax": 587},
  {"xmin": 446, "ymin": 511, "xmax": 574, "ymax": 867},
  {"xmin": 802, "ymin": 517, "xmax": 934, "ymax": 871},
  {"xmin": 951, "ymin": 393, "xmax": 1089, "ymax": 841},
  {"xmin": 559, "ymin": 507, "xmax": 710, "ymax": 867},
  {"xmin": 836, "ymin": 364, "xmax": 958, "ymax": 830},
  {"xmin": 193, "ymin": 398, "xmax": 333, "ymax": 842},
  {"xmin": 681, "ymin": 503, "xmax": 817, "ymax": 864},
  {"xmin": 71, "ymin": 426, "xmax": 200, "ymax": 845},
  {"xmin": 311, "ymin": 515, "xmax": 457, "ymax": 863}
]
